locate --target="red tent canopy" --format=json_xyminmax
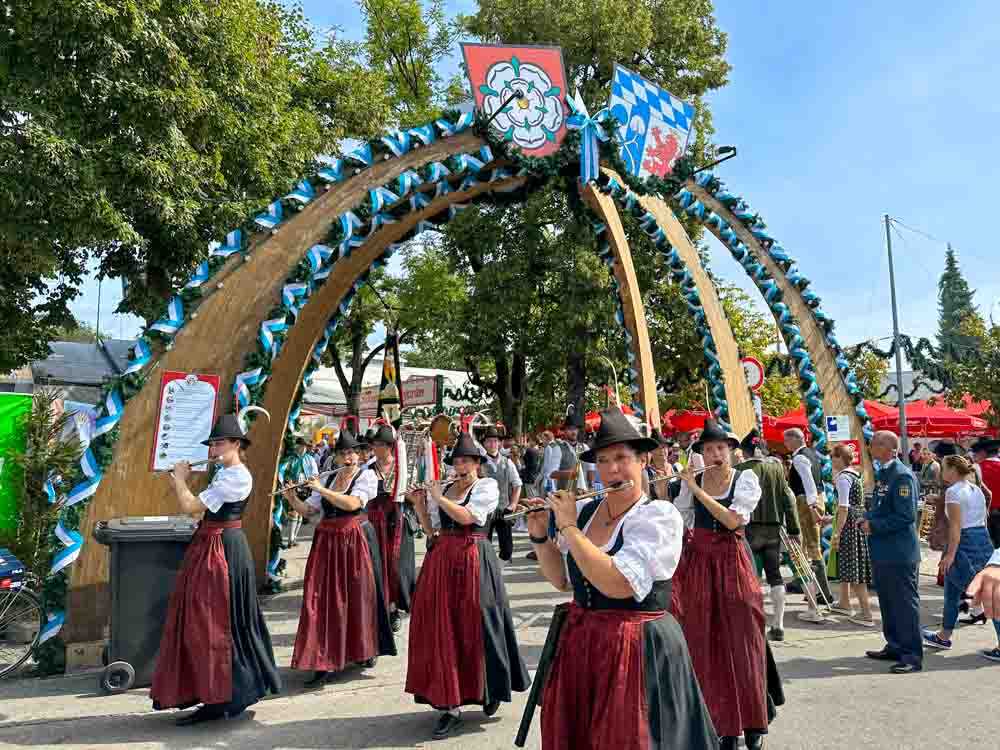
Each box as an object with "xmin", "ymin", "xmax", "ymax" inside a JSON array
[
  {"xmin": 585, "ymin": 405, "xmax": 633, "ymax": 432},
  {"xmin": 765, "ymin": 401, "xmax": 900, "ymax": 443},
  {"xmin": 662, "ymin": 408, "xmax": 712, "ymax": 435},
  {"xmin": 872, "ymin": 399, "xmax": 988, "ymax": 438}
]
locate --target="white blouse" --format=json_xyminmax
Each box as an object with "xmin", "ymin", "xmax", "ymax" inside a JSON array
[
  {"xmin": 429, "ymin": 477, "xmax": 499, "ymax": 528},
  {"xmin": 198, "ymin": 464, "xmax": 253, "ymax": 513},
  {"xmin": 558, "ymin": 496, "xmax": 684, "ymax": 601},
  {"xmin": 306, "ymin": 467, "xmax": 377, "ymax": 510},
  {"xmin": 835, "ymin": 469, "xmax": 860, "ymax": 508},
  {"xmin": 674, "ymin": 469, "xmax": 762, "ymax": 527},
  {"xmin": 945, "ymin": 480, "xmax": 988, "ymax": 529}
]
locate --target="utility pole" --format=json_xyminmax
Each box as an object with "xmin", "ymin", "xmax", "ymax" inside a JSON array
[{"xmin": 884, "ymin": 215, "xmax": 908, "ymax": 456}]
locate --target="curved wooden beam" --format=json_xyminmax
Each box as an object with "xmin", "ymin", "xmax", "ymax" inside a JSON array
[
  {"xmin": 634, "ymin": 191, "xmax": 755, "ymax": 437},
  {"xmin": 689, "ymin": 182, "xmax": 873, "ymax": 481},
  {"xmin": 66, "ymin": 132, "xmax": 487, "ymax": 642},
  {"xmin": 580, "ymin": 181, "xmax": 660, "ymax": 427}
]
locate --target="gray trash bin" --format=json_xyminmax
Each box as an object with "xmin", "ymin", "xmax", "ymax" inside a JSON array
[{"xmin": 93, "ymin": 516, "xmax": 197, "ymax": 693}]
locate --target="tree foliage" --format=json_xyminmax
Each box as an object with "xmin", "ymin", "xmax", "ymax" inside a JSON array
[
  {"xmin": 945, "ymin": 317, "xmax": 1000, "ymax": 426},
  {"xmin": 0, "ymin": 0, "xmax": 391, "ymax": 371},
  {"xmin": 937, "ymin": 246, "xmax": 982, "ymax": 362}
]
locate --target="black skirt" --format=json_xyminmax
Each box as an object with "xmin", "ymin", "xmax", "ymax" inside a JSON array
[{"xmin": 362, "ymin": 519, "xmax": 398, "ymax": 658}]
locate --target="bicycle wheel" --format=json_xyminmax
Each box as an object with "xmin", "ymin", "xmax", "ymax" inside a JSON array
[{"xmin": 0, "ymin": 587, "xmax": 44, "ymax": 678}]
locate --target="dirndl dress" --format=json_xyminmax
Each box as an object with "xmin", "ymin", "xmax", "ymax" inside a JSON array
[
  {"xmin": 291, "ymin": 468, "xmax": 396, "ymax": 672},
  {"xmin": 540, "ymin": 497, "xmax": 717, "ymax": 749},
  {"xmin": 405, "ymin": 478, "xmax": 530, "ymax": 709},
  {"xmin": 365, "ymin": 465, "xmax": 416, "ymax": 612},
  {"xmin": 836, "ymin": 468, "xmax": 873, "ymax": 585}
]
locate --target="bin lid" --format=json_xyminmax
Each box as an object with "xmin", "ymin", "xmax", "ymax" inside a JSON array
[{"xmin": 93, "ymin": 516, "xmax": 198, "ymax": 544}]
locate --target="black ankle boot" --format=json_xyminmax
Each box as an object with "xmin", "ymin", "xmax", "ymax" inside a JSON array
[
  {"xmin": 719, "ymin": 737, "xmax": 739, "ymax": 750},
  {"xmin": 745, "ymin": 730, "xmax": 766, "ymax": 749}
]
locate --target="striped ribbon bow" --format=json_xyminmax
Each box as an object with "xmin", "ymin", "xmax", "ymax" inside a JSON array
[{"xmin": 566, "ymin": 91, "xmax": 612, "ymax": 184}]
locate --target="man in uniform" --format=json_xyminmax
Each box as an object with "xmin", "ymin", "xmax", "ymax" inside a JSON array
[
  {"xmin": 741, "ymin": 430, "xmax": 801, "ymax": 642},
  {"xmin": 783, "ymin": 428, "xmax": 835, "ymax": 620},
  {"xmin": 482, "ymin": 426, "xmax": 522, "ymax": 563},
  {"xmin": 862, "ymin": 430, "xmax": 923, "ymax": 674}
]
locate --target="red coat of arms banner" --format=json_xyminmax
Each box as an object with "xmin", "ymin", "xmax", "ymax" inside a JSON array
[{"xmin": 460, "ymin": 43, "xmax": 569, "ymax": 157}]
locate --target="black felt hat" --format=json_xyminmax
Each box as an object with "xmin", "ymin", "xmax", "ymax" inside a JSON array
[
  {"xmin": 563, "ymin": 407, "xmax": 585, "ymax": 430},
  {"xmin": 741, "ymin": 428, "xmax": 762, "ymax": 456},
  {"xmin": 335, "ymin": 430, "xmax": 361, "ymax": 452},
  {"xmin": 579, "ymin": 409, "xmax": 659, "ymax": 463},
  {"xmin": 483, "ymin": 425, "xmax": 503, "ymax": 440},
  {"xmin": 972, "ymin": 437, "xmax": 1000, "ymax": 454},
  {"xmin": 369, "ymin": 424, "xmax": 396, "ymax": 446},
  {"xmin": 932, "ymin": 441, "xmax": 959, "ymax": 458},
  {"xmin": 445, "ymin": 431, "xmax": 486, "ymax": 464},
  {"xmin": 201, "ymin": 414, "xmax": 250, "ymax": 447},
  {"xmin": 692, "ymin": 419, "xmax": 739, "ymax": 453}
]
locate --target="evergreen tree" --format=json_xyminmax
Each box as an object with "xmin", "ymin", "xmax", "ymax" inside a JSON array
[{"xmin": 937, "ymin": 246, "xmax": 981, "ymax": 361}]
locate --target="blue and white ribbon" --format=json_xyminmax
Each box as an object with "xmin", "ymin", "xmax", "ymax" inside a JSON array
[
  {"xmin": 38, "ymin": 610, "xmax": 66, "ymax": 645},
  {"xmin": 426, "ymin": 162, "xmax": 450, "ymax": 182},
  {"xmin": 337, "ymin": 211, "xmax": 365, "ymax": 257},
  {"xmin": 259, "ymin": 317, "xmax": 288, "ymax": 359},
  {"xmin": 184, "ymin": 260, "xmax": 211, "ymax": 289},
  {"xmin": 94, "ymin": 387, "xmax": 124, "ymax": 437},
  {"xmin": 150, "ymin": 296, "xmax": 184, "ymax": 336},
  {"xmin": 44, "ymin": 474, "xmax": 58, "ymax": 504},
  {"xmin": 288, "ymin": 404, "xmax": 301, "ymax": 431},
  {"xmin": 346, "ymin": 142, "xmax": 373, "ymax": 167},
  {"xmin": 281, "ymin": 282, "xmax": 310, "ymax": 318},
  {"xmin": 407, "ymin": 124, "xmax": 436, "ymax": 146},
  {"xmin": 435, "ymin": 111, "xmax": 474, "ymax": 136},
  {"xmin": 566, "ymin": 91, "xmax": 611, "ymax": 184},
  {"xmin": 306, "ymin": 243, "xmax": 334, "ymax": 274},
  {"xmin": 210, "ymin": 229, "xmax": 242, "ymax": 258},
  {"xmin": 233, "ymin": 368, "xmax": 265, "ymax": 410},
  {"xmin": 123, "ymin": 338, "xmax": 152, "ymax": 375},
  {"xmin": 381, "ymin": 130, "xmax": 411, "ymax": 157},
  {"xmin": 370, "ymin": 186, "xmax": 400, "ymax": 212},
  {"xmin": 50, "ymin": 519, "xmax": 83, "ymax": 576},
  {"xmin": 317, "ymin": 159, "xmax": 344, "ymax": 183},
  {"xmin": 254, "ymin": 200, "xmax": 283, "ymax": 230},
  {"xmin": 285, "ymin": 180, "xmax": 315, "ymax": 205},
  {"xmin": 397, "ymin": 170, "xmax": 422, "ymax": 196},
  {"xmin": 65, "ymin": 448, "xmax": 103, "ymax": 507}
]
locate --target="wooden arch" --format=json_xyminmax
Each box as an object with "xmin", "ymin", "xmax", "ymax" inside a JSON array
[{"xmin": 68, "ymin": 133, "xmax": 752, "ymax": 643}]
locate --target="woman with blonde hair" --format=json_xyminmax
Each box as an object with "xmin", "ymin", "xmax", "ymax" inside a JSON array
[
  {"xmin": 829, "ymin": 444, "xmax": 875, "ymax": 625},
  {"xmin": 922, "ymin": 455, "xmax": 1000, "ymax": 656}
]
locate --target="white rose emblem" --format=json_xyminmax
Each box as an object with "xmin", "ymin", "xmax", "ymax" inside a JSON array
[{"xmin": 480, "ymin": 56, "xmax": 565, "ymax": 151}]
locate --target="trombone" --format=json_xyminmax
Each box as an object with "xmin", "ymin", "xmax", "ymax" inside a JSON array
[{"xmin": 779, "ymin": 525, "xmax": 832, "ymax": 616}]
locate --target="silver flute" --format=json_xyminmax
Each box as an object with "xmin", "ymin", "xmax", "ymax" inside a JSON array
[{"xmin": 505, "ymin": 480, "xmax": 635, "ymax": 520}]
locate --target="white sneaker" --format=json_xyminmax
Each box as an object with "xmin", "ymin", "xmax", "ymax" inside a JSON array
[{"xmin": 798, "ymin": 610, "xmax": 829, "ymax": 624}]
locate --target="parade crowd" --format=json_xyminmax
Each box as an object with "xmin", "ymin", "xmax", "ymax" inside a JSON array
[{"xmin": 144, "ymin": 407, "xmax": 1000, "ymax": 748}]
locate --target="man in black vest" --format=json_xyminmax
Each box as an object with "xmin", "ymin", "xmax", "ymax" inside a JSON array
[{"xmin": 783, "ymin": 428, "xmax": 834, "ymax": 622}]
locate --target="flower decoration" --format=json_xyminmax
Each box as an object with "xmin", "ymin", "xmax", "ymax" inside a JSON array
[{"xmin": 480, "ymin": 56, "xmax": 565, "ymax": 151}]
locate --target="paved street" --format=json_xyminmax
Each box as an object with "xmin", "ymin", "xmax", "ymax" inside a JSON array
[{"xmin": 1, "ymin": 530, "xmax": 998, "ymax": 749}]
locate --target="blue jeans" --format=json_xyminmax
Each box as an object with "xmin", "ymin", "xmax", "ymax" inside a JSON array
[{"xmin": 943, "ymin": 527, "xmax": 995, "ymax": 630}]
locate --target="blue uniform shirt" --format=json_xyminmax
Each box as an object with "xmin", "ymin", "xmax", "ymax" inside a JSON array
[{"xmin": 864, "ymin": 458, "xmax": 920, "ymax": 565}]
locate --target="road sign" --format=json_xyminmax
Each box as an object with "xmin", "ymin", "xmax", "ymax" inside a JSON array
[
  {"xmin": 825, "ymin": 414, "xmax": 852, "ymax": 442},
  {"xmin": 741, "ymin": 357, "xmax": 765, "ymax": 393}
]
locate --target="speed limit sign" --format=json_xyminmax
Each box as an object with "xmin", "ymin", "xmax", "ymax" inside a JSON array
[{"xmin": 741, "ymin": 356, "xmax": 765, "ymax": 393}]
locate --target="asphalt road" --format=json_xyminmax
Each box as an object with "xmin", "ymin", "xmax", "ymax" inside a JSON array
[{"xmin": 1, "ymin": 530, "xmax": 998, "ymax": 749}]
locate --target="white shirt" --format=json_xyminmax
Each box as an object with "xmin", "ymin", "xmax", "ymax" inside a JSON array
[
  {"xmin": 945, "ymin": 480, "xmax": 988, "ymax": 529},
  {"xmin": 557, "ymin": 496, "xmax": 684, "ymax": 601},
  {"xmin": 988, "ymin": 548, "xmax": 1000, "ymax": 567},
  {"xmin": 674, "ymin": 469, "xmax": 762, "ymax": 528},
  {"xmin": 540, "ymin": 443, "xmax": 562, "ymax": 484},
  {"xmin": 792, "ymin": 448, "xmax": 819, "ymax": 505},
  {"xmin": 198, "ymin": 464, "xmax": 253, "ymax": 513},
  {"xmin": 428, "ymin": 477, "xmax": 499, "ymax": 528},
  {"xmin": 305, "ymin": 467, "xmax": 377, "ymax": 510},
  {"xmin": 835, "ymin": 469, "xmax": 860, "ymax": 508}
]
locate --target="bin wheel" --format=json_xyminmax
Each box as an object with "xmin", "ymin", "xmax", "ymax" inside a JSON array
[{"xmin": 100, "ymin": 661, "xmax": 135, "ymax": 694}]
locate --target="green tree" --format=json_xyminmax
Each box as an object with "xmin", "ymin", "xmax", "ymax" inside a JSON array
[
  {"xmin": 0, "ymin": 0, "xmax": 391, "ymax": 372},
  {"xmin": 937, "ymin": 246, "xmax": 982, "ymax": 362},
  {"xmin": 852, "ymin": 349, "xmax": 890, "ymax": 401},
  {"xmin": 945, "ymin": 317, "xmax": 1000, "ymax": 426}
]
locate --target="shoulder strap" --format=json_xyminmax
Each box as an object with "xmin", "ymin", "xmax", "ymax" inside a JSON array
[{"xmin": 577, "ymin": 498, "xmax": 603, "ymax": 528}]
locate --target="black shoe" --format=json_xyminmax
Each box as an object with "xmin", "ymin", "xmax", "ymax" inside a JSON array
[
  {"xmin": 484, "ymin": 700, "xmax": 501, "ymax": 717},
  {"xmin": 304, "ymin": 670, "xmax": 330, "ymax": 688},
  {"xmin": 719, "ymin": 737, "xmax": 739, "ymax": 750},
  {"xmin": 959, "ymin": 612, "xmax": 988, "ymax": 625},
  {"xmin": 786, "ymin": 580, "xmax": 804, "ymax": 595},
  {"xmin": 433, "ymin": 712, "xmax": 462, "ymax": 739},
  {"xmin": 526, "ymin": 551, "xmax": 537, "ymax": 561},
  {"xmin": 768, "ymin": 627, "xmax": 784, "ymax": 642},
  {"xmin": 176, "ymin": 706, "xmax": 224, "ymax": 726},
  {"xmin": 361, "ymin": 657, "xmax": 378, "ymax": 669},
  {"xmin": 745, "ymin": 731, "xmax": 766, "ymax": 750},
  {"xmin": 390, "ymin": 611, "xmax": 402, "ymax": 633},
  {"xmin": 865, "ymin": 648, "xmax": 900, "ymax": 661},
  {"xmin": 890, "ymin": 662, "xmax": 921, "ymax": 674}
]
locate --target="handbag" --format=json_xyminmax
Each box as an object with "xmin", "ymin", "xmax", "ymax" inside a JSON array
[{"xmin": 928, "ymin": 494, "xmax": 949, "ymax": 552}]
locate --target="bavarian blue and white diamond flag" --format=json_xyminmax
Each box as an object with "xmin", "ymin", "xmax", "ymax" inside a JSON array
[{"xmin": 608, "ymin": 65, "xmax": 695, "ymax": 179}]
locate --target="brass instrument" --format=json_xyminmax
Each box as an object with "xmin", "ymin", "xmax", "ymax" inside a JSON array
[{"xmin": 779, "ymin": 525, "xmax": 832, "ymax": 616}]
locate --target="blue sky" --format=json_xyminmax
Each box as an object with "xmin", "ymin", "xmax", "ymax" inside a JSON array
[{"xmin": 73, "ymin": 0, "xmax": 1000, "ymax": 350}]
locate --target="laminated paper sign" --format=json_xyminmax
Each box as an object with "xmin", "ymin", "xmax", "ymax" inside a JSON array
[{"xmin": 149, "ymin": 371, "xmax": 220, "ymax": 472}]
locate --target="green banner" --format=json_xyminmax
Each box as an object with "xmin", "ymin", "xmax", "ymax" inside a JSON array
[{"xmin": 0, "ymin": 393, "xmax": 31, "ymax": 533}]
